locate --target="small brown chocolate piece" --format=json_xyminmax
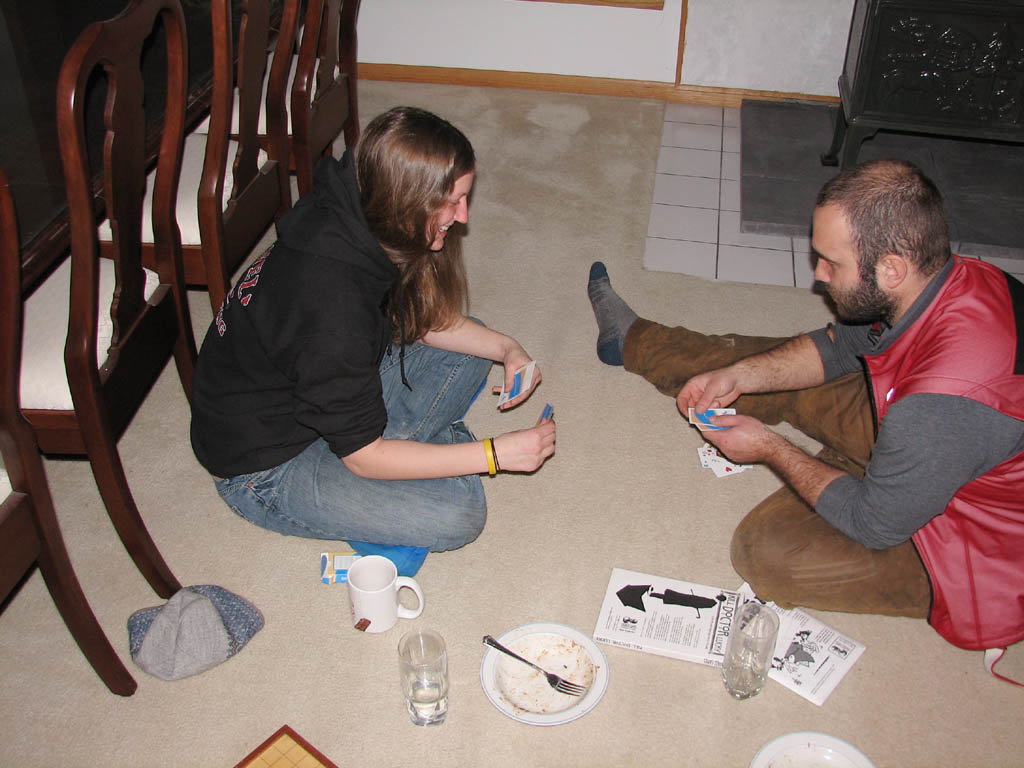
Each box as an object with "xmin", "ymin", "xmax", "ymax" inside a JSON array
[{"xmin": 354, "ymin": 618, "xmax": 371, "ymax": 632}]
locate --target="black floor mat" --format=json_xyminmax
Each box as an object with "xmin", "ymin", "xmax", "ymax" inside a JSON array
[{"xmin": 740, "ymin": 99, "xmax": 1024, "ymax": 262}]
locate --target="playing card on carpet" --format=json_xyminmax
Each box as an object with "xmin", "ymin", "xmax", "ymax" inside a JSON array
[
  {"xmin": 697, "ymin": 442, "xmax": 751, "ymax": 477},
  {"xmin": 698, "ymin": 442, "xmax": 717, "ymax": 468}
]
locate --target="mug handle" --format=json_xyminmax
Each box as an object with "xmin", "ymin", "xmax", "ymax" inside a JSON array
[{"xmin": 395, "ymin": 577, "xmax": 425, "ymax": 619}]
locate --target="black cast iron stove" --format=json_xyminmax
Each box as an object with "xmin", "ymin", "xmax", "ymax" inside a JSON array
[{"xmin": 822, "ymin": 0, "xmax": 1024, "ymax": 167}]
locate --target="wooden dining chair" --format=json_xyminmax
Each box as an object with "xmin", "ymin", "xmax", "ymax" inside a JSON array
[
  {"xmin": 99, "ymin": 0, "xmax": 294, "ymax": 313},
  {"xmin": 191, "ymin": 0, "xmax": 360, "ymax": 200},
  {"xmin": 195, "ymin": 0, "xmax": 293, "ymax": 311},
  {"xmin": 290, "ymin": 0, "xmax": 362, "ymax": 197},
  {"xmin": 190, "ymin": 0, "xmax": 300, "ymax": 147},
  {"xmin": 20, "ymin": 0, "xmax": 197, "ymax": 600},
  {"xmin": 1, "ymin": 169, "xmax": 137, "ymax": 696}
]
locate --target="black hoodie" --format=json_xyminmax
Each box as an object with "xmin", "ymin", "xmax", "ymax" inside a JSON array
[{"xmin": 190, "ymin": 153, "xmax": 399, "ymax": 478}]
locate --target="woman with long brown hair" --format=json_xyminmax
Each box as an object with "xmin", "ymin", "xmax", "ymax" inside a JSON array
[{"xmin": 190, "ymin": 107, "xmax": 554, "ymax": 573}]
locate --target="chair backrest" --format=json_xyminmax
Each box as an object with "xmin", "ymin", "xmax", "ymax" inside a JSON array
[
  {"xmin": 55, "ymin": 0, "xmax": 196, "ymax": 410},
  {"xmin": 1, "ymin": 168, "xmax": 139, "ymax": 696},
  {"xmin": 0, "ymin": 175, "xmax": 50, "ymax": 510},
  {"xmin": 1, "ymin": 169, "xmax": 58, "ymax": 595},
  {"xmin": 198, "ymin": 0, "xmax": 293, "ymax": 310},
  {"xmin": 0, "ymin": 167, "xmax": 31, "ymax": 503},
  {"xmin": 291, "ymin": 0, "xmax": 362, "ymax": 197}
]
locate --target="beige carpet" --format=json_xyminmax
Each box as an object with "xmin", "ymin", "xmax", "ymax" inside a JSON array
[{"xmin": 2, "ymin": 80, "xmax": 1022, "ymax": 768}]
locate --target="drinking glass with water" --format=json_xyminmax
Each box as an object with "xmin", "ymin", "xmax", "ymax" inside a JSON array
[
  {"xmin": 398, "ymin": 628, "xmax": 449, "ymax": 725},
  {"xmin": 722, "ymin": 601, "xmax": 780, "ymax": 700}
]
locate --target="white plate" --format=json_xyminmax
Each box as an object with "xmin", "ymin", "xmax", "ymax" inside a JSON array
[
  {"xmin": 480, "ymin": 622, "xmax": 609, "ymax": 726},
  {"xmin": 750, "ymin": 731, "xmax": 875, "ymax": 768}
]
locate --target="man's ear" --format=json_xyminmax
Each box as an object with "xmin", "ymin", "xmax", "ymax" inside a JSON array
[{"xmin": 876, "ymin": 253, "xmax": 909, "ymax": 291}]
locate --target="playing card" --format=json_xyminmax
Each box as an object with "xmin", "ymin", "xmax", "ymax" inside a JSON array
[
  {"xmin": 710, "ymin": 455, "xmax": 748, "ymax": 477},
  {"xmin": 698, "ymin": 442, "xmax": 717, "ymax": 469},
  {"xmin": 688, "ymin": 407, "xmax": 735, "ymax": 431},
  {"xmin": 497, "ymin": 360, "xmax": 536, "ymax": 406},
  {"xmin": 697, "ymin": 441, "xmax": 751, "ymax": 478}
]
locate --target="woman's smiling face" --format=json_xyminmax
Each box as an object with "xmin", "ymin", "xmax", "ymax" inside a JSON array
[{"xmin": 428, "ymin": 171, "xmax": 474, "ymax": 251}]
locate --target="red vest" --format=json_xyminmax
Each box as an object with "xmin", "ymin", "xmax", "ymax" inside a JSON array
[{"xmin": 864, "ymin": 257, "xmax": 1024, "ymax": 649}]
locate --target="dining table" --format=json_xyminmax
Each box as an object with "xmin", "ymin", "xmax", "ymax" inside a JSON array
[{"xmin": 0, "ymin": 0, "xmax": 282, "ymax": 292}]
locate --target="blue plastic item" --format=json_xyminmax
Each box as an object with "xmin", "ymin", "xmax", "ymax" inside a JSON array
[{"xmin": 346, "ymin": 541, "xmax": 429, "ymax": 577}]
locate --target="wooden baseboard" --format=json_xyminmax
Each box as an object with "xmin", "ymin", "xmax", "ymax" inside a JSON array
[{"xmin": 358, "ymin": 63, "xmax": 839, "ymax": 109}]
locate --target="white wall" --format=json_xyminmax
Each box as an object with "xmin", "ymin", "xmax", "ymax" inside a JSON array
[
  {"xmin": 358, "ymin": 0, "xmax": 683, "ymax": 83},
  {"xmin": 358, "ymin": 0, "xmax": 855, "ymax": 97},
  {"xmin": 682, "ymin": 0, "xmax": 854, "ymax": 95}
]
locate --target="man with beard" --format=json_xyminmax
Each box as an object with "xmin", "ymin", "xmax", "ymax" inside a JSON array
[{"xmin": 587, "ymin": 158, "xmax": 1024, "ymax": 658}]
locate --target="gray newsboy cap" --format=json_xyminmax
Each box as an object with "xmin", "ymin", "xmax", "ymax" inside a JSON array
[{"xmin": 127, "ymin": 585, "xmax": 264, "ymax": 681}]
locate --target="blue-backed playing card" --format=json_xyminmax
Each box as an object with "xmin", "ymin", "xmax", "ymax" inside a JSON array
[
  {"xmin": 497, "ymin": 360, "xmax": 536, "ymax": 407},
  {"xmin": 688, "ymin": 407, "xmax": 735, "ymax": 431}
]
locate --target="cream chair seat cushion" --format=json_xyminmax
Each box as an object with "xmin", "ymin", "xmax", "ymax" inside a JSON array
[
  {"xmin": 20, "ymin": 256, "xmax": 159, "ymax": 411},
  {"xmin": 96, "ymin": 136, "xmax": 268, "ymax": 247},
  {"xmin": 191, "ymin": 42, "xmax": 336, "ymax": 136},
  {"xmin": 192, "ymin": 61, "xmax": 299, "ymax": 135}
]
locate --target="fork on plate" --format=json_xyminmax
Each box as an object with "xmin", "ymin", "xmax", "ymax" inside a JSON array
[{"xmin": 482, "ymin": 635, "xmax": 587, "ymax": 696}]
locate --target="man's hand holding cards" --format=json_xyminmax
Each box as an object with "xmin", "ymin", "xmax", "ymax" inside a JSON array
[
  {"xmin": 496, "ymin": 360, "xmax": 538, "ymax": 408},
  {"xmin": 688, "ymin": 408, "xmax": 751, "ymax": 477},
  {"xmin": 688, "ymin": 407, "xmax": 735, "ymax": 431}
]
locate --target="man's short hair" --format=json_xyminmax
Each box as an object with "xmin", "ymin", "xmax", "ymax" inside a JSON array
[{"xmin": 815, "ymin": 158, "xmax": 951, "ymax": 277}]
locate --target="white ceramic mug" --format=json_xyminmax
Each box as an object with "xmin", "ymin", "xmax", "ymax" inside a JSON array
[{"xmin": 347, "ymin": 555, "xmax": 424, "ymax": 633}]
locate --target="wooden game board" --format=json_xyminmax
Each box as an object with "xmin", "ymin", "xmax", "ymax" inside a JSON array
[{"xmin": 234, "ymin": 725, "xmax": 340, "ymax": 768}]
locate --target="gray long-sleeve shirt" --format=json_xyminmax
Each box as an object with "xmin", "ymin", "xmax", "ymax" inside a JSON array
[{"xmin": 806, "ymin": 262, "xmax": 1024, "ymax": 549}]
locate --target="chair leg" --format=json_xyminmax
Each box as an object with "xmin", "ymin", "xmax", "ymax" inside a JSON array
[
  {"xmin": 342, "ymin": 113, "xmax": 358, "ymax": 151},
  {"xmin": 293, "ymin": 143, "xmax": 313, "ymax": 199},
  {"xmin": 172, "ymin": 330, "xmax": 197, "ymax": 405},
  {"xmin": 36, "ymin": 535, "xmax": 138, "ymax": 695},
  {"xmin": 21, "ymin": 446, "xmax": 138, "ymax": 694},
  {"xmin": 85, "ymin": 438, "xmax": 182, "ymax": 599},
  {"xmin": 170, "ymin": 282, "xmax": 198, "ymax": 404},
  {"xmin": 204, "ymin": 268, "xmax": 229, "ymax": 318}
]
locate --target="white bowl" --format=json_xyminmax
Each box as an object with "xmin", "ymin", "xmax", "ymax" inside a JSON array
[
  {"xmin": 480, "ymin": 622, "xmax": 609, "ymax": 726},
  {"xmin": 750, "ymin": 731, "xmax": 876, "ymax": 768}
]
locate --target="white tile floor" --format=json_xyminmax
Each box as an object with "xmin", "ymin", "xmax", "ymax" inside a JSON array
[{"xmin": 644, "ymin": 102, "xmax": 1024, "ymax": 286}]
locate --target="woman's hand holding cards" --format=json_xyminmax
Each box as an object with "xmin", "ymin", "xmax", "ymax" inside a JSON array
[
  {"xmin": 493, "ymin": 404, "xmax": 556, "ymax": 472},
  {"xmin": 494, "ymin": 359, "xmax": 541, "ymax": 409},
  {"xmin": 486, "ymin": 342, "xmax": 553, "ymax": 471}
]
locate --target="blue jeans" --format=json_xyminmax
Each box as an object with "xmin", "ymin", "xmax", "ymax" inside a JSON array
[{"xmin": 215, "ymin": 339, "xmax": 492, "ymax": 551}]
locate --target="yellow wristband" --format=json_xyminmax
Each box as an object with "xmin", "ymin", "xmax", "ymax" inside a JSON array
[{"xmin": 483, "ymin": 438, "xmax": 497, "ymax": 476}]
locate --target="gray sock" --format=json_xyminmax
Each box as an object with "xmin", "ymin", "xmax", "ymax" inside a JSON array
[{"xmin": 587, "ymin": 261, "xmax": 637, "ymax": 366}]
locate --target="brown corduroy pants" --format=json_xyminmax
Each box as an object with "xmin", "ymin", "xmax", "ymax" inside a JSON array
[{"xmin": 623, "ymin": 318, "xmax": 932, "ymax": 618}]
